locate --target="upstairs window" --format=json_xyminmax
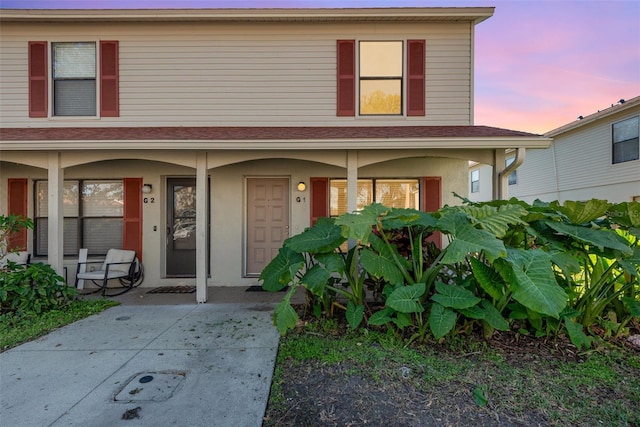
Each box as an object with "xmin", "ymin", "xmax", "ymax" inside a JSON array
[
  {"xmin": 29, "ymin": 40, "xmax": 119, "ymax": 118},
  {"xmin": 470, "ymin": 170, "xmax": 480, "ymax": 193},
  {"xmin": 337, "ymin": 39, "xmax": 425, "ymax": 117},
  {"xmin": 613, "ymin": 116, "xmax": 639, "ymax": 164},
  {"xmin": 52, "ymin": 42, "xmax": 97, "ymax": 116},
  {"xmin": 359, "ymin": 41, "xmax": 403, "ymax": 115}
]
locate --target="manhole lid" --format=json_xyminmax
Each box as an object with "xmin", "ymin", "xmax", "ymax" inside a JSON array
[{"xmin": 114, "ymin": 371, "xmax": 186, "ymax": 402}]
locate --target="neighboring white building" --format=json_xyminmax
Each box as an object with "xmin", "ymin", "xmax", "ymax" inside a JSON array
[
  {"xmin": 469, "ymin": 96, "xmax": 640, "ymax": 204},
  {"xmin": 0, "ymin": 7, "xmax": 550, "ymax": 301},
  {"xmin": 510, "ymin": 96, "xmax": 640, "ymax": 203}
]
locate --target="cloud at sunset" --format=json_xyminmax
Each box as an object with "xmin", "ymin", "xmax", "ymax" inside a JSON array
[{"xmin": 2, "ymin": 0, "xmax": 638, "ymax": 134}]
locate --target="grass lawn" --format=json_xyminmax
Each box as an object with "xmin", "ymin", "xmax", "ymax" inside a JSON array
[
  {"xmin": 0, "ymin": 299, "xmax": 119, "ymax": 352},
  {"xmin": 265, "ymin": 319, "xmax": 640, "ymax": 426}
]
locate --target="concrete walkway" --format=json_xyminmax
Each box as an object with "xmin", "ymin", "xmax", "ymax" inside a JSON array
[{"xmin": 1, "ymin": 291, "xmax": 288, "ymax": 427}]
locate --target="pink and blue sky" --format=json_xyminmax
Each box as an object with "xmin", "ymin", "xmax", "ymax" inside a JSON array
[{"xmin": 2, "ymin": 0, "xmax": 638, "ymax": 134}]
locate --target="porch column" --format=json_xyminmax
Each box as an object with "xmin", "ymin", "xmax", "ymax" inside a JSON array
[
  {"xmin": 47, "ymin": 152, "xmax": 65, "ymax": 278},
  {"xmin": 492, "ymin": 149, "xmax": 506, "ymax": 200},
  {"xmin": 195, "ymin": 152, "xmax": 208, "ymax": 303},
  {"xmin": 346, "ymin": 150, "xmax": 358, "ymax": 213},
  {"xmin": 347, "ymin": 151, "xmax": 358, "ymax": 249}
]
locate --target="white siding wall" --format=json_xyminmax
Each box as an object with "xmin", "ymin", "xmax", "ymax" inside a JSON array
[
  {"xmin": 0, "ymin": 21, "xmax": 473, "ymax": 128},
  {"xmin": 511, "ymin": 107, "xmax": 640, "ymax": 203}
]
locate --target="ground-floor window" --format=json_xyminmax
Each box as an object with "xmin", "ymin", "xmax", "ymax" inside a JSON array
[
  {"xmin": 329, "ymin": 178, "xmax": 420, "ymax": 217},
  {"xmin": 35, "ymin": 180, "xmax": 124, "ymax": 256}
]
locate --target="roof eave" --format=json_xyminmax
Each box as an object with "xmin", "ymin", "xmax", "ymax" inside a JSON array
[
  {"xmin": 0, "ymin": 136, "xmax": 551, "ymax": 151},
  {"xmin": 0, "ymin": 7, "xmax": 495, "ymax": 24}
]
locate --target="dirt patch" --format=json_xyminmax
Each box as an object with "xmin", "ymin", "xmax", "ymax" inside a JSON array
[{"xmin": 264, "ymin": 313, "xmax": 640, "ymax": 426}]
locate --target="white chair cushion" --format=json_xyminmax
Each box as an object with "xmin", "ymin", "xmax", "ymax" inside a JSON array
[{"xmin": 101, "ymin": 249, "xmax": 136, "ymax": 274}]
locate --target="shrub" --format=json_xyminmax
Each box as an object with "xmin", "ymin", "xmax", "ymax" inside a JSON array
[
  {"xmin": 261, "ymin": 198, "xmax": 640, "ymax": 348},
  {"xmin": 0, "ymin": 262, "xmax": 77, "ymax": 315}
]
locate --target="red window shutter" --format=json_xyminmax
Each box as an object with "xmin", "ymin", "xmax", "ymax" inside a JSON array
[
  {"xmin": 100, "ymin": 40, "xmax": 119, "ymax": 117},
  {"xmin": 310, "ymin": 177, "xmax": 329, "ymax": 225},
  {"xmin": 7, "ymin": 178, "xmax": 28, "ymax": 251},
  {"xmin": 123, "ymin": 178, "xmax": 142, "ymax": 260},
  {"xmin": 422, "ymin": 176, "xmax": 441, "ymax": 248},
  {"xmin": 28, "ymin": 41, "xmax": 48, "ymax": 118},
  {"xmin": 407, "ymin": 40, "xmax": 426, "ymax": 117},
  {"xmin": 337, "ymin": 40, "xmax": 356, "ymax": 117}
]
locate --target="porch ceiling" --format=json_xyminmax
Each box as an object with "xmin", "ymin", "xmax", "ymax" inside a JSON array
[{"xmin": 0, "ymin": 125, "xmax": 551, "ymax": 151}]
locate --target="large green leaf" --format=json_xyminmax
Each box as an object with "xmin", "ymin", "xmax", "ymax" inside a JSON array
[
  {"xmin": 549, "ymin": 250, "xmax": 582, "ymax": 276},
  {"xmin": 386, "ymin": 283, "xmax": 426, "ymax": 313},
  {"xmin": 461, "ymin": 204, "xmax": 528, "ymax": 238},
  {"xmin": 360, "ymin": 247, "xmax": 405, "ymax": 285},
  {"xmin": 431, "ymin": 281, "xmax": 481, "ymax": 309},
  {"xmin": 437, "ymin": 212, "xmax": 506, "ymax": 263},
  {"xmin": 346, "ymin": 301, "xmax": 364, "ymax": 329},
  {"xmin": 300, "ymin": 264, "xmax": 331, "ymax": 296},
  {"xmin": 564, "ymin": 318, "xmax": 591, "ymax": 350},
  {"xmin": 480, "ymin": 300, "xmax": 510, "ymax": 331},
  {"xmin": 392, "ymin": 312, "xmax": 414, "ymax": 329},
  {"xmin": 314, "ymin": 252, "xmax": 345, "ymax": 274},
  {"xmin": 382, "ymin": 208, "xmax": 438, "ymax": 229},
  {"xmin": 368, "ymin": 307, "xmax": 394, "ymax": 326},
  {"xmin": 557, "ymin": 199, "xmax": 611, "ymax": 224},
  {"xmin": 470, "ymin": 257, "xmax": 504, "ymax": 301},
  {"xmin": 545, "ymin": 221, "xmax": 632, "ymax": 256},
  {"xmin": 335, "ymin": 203, "xmax": 389, "ymax": 243},
  {"xmin": 259, "ymin": 247, "xmax": 304, "ymax": 291},
  {"xmin": 502, "ymin": 249, "xmax": 567, "ymax": 318},
  {"xmin": 607, "ymin": 202, "xmax": 640, "ymax": 228},
  {"xmin": 429, "ymin": 302, "xmax": 457, "ymax": 339},
  {"xmin": 622, "ymin": 297, "xmax": 640, "ymax": 317},
  {"xmin": 285, "ymin": 217, "xmax": 345, "ymax": 253},
  {"xmin": 273, "ymin": 287, "xmax": 300, "ymax": 335}
]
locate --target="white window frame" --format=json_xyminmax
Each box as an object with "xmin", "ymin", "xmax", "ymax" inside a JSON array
[
  {"xmin": 357, "ymin": 40, "xmax": 405, "ymax": 117},
  {"xmin": 49, "ymin": 40, "xmax": 101, "ymax": 119},
  {"xmin": 470, "ymin": 170, "xmax": 480, "ymax": 193},
  {"xmin": 612, "ymin": 116, "xmax": 640, "ymax": 164}
]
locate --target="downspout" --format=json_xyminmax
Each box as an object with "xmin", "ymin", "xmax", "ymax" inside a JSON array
[{"xmin": 498, "ymin": 147, "xmax": 526, "ymax": 200}]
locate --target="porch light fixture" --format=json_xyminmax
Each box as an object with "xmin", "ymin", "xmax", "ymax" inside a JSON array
[
  {"xmin": 297, "ymin": 181, "xmax": 307, "ymax": 192},
  {"xmin": 141, "ymin": 184, "xmax": 152, "ymax": 194}
]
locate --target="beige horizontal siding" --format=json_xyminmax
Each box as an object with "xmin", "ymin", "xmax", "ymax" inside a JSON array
[{"xmin": 1, "ymin": 20, "xmax": 473, "ymax": 128}]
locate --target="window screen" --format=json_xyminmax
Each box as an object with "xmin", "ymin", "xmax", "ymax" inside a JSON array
[
  {"xmin": 359, "ymin": 41, "xmax": 403, "ymax": 115},
  {"xmin": 52, "ymin": 42, "xmax": 96, "ymax": 116},
  {"xmin": 613, "ymin": 116, "xmax": 640, "ymax": 164}
]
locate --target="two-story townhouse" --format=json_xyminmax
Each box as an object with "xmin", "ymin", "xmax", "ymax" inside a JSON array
[
  {"xmin": 0, "ymin": 8, "xmax": 550, "ymax": 302},
  {"xmin": 500, "ymin": 96, "xmax": 639, "ymax": 204}
]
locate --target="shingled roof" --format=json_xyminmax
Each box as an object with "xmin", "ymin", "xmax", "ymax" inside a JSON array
[{"xmin": 1, "ymin": 125, "xmax": 538, "ymax": 141}]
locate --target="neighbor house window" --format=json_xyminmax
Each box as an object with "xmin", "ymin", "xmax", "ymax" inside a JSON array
[
  {"xmin": 359, "ymin": 41, "xmax": 403, "ymax": 115},
  {"xmin": 330, "ymin": 178, "xmax": 419, "ymax": 216},
  {"xmin": 52, "ymin": 42, "xmax": 96, "ymax": 116},
  {"xmin": 613, "ymin": 116, "xmax": 639, "ymax": 164},
  {"xmin": 506, "ymin": 157, "xmax": 517, "ymax": 185},
  {"xmin": 35, "ymin": 180, "xmax": 123, "ymax": 256},
  {"xmin": 470, "ymin": 170, "xmax": 480, "ymax": 193}
]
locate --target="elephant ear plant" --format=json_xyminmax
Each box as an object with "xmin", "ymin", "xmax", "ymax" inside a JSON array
[
  {"xmin": 0, "ymin": 214, "xmax": 76, "ymax": 315},
  {"xmin": 260, "ymin": 200, "xmax": 640, "ymax": 348}
]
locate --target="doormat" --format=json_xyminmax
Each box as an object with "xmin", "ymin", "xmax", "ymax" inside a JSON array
[
  {"xmin": 147, "ymin": 286, "xmax": 196, "ymax": 294},
  {"xmin": 245, "ymin": 285, "xmax": 288, "ymax": 292}
]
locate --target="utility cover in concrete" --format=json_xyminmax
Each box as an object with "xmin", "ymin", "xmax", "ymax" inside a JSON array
[{"xmin": 114, "ymin": 371, "xmax": 186, "ymax": 402}]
